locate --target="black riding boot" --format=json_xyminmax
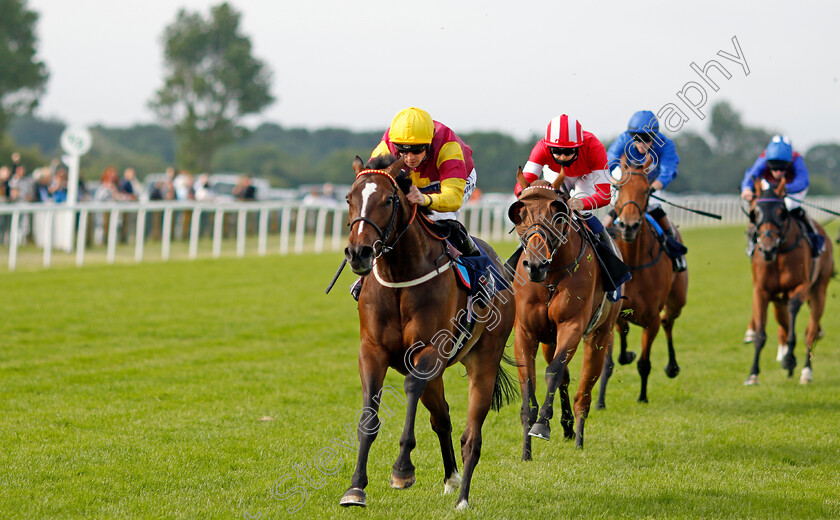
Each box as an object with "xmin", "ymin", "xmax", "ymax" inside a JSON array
[
  {"xmin": 594, "ymin": 228, "xmax": 632, "ymax": 292},
  {"xmin": 350, "ymin": 276, "xmax": 363, "ymax": 301},
  {"xmin": 436, "ymin": 219, "xmax": 480, "ymax": 256},
  {"xmin": 663, "ymin": 227, "xmax": 688, "ymax": 272},
  {"xmin": 791, "ymin": 207, "xmax": 825, "ymax": 256}
]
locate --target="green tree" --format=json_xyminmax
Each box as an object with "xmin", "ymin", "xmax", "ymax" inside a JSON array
[
  {"xmin": 150, "ymin": 2, "xmax": 273, "ymax": 173},
  {"xmin": 0, "ymin": 0, "xmax": 49, "ymax": 135}
]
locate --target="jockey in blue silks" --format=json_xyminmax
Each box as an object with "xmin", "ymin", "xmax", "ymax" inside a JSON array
[
  {"xmin": 740, "ymin": 134, "xmax": 825, "ymax": 257},
  {"xmin": 605, "ymin": 110, "xmax": 685, "ymax": 271}
]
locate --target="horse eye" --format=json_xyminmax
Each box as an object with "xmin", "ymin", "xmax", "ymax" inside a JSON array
[{"xmin": 383, "ymin": 198, "xmax": 392, "ymax": 207}]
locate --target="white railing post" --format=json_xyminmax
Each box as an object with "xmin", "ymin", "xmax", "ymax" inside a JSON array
[
  {"xmin": 189, "ymin": 208, "xmax": 202, "ymax": 260},
  {"xmin": 237, "ymin": 209, "xmax": 247, "ymax": 257},
  {"xmin": 314, "ymin": 207, "xmax": 328, "ymax": 253},
  {"xmin": 258, "ymin": 208, "xmax": 269, "ymax": 256},
  {"xmin": 75, "ymin": 209, "xmax": 88, "ymax": 267},
  {"xmin": 331, "ymin": 208, "xmax": 344, "ymax": 252},
  {"xmin": 43, "ymin": 210, "xmax": 54, "ymax": 268},
  {"xmin": 107, "ymin": 209, "xmax": 120, "ymax": 264},
  {"xmin": 213, "ymin": 209, "xmax": 224, "ymax": 258},
  {"xmin": 161, "ymin": 208, "xmax": 172, "ymax": 261},
  {"xmin": 9, "ymin": 211, "xmax": 20, "ymax": 271},
  {"xmin": 295, "ymin": 206, "xmax": 307, "ymax": 254},
  {"xmin": 135, "ymin": 209, "xmax": 146, "ymax": 262},
  {"xmin": 280, "ymin": 206, "xmax": 291, "ymax": 255}
]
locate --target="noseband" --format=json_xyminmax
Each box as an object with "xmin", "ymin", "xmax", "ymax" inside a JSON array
[{"xmin": 348, "ymin": 170, "xmax": 416, "ymax": 256}]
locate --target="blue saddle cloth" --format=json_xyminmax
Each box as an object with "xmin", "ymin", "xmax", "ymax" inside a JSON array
[
  {"xmin": 645, "ymin": 214, "xmax": 688, "ymax": 257},
  {"xmin": 453, "ymin": 243, "xmax": 510, "ymax": 300}
]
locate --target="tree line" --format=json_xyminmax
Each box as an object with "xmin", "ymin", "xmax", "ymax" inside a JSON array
[{"xmin": 6, "ymin": 100, "xmax": 840, "ymax": 195}]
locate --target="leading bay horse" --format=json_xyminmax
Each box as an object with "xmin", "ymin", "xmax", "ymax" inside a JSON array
[
  {"xmin": 341, "ymin": 155, "xmax": 516, "ymax": 510},
  {"xmin": 508, "ymin": 168, "xmax": 621, "ymax": 460},
  {"xmin": 597, "ymin": 153, "xmax": 688, "ymax": 407},
  {"xmin": 745, "ymin": 178, "xmax": 833, "ymax": 385}
]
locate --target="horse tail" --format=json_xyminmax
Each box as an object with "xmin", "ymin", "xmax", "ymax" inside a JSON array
[{"xmin": 491, "ymin": 351, "xmax": 520, "ymax": 412}]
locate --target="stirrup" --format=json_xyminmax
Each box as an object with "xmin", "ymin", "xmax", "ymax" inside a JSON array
[
  {"xmin": 350, "ymin": 277, "xmax": 363, "ymax": 301},
  {"xmin": 673, "ymin": 256, "xmax": 687, "ymax": 272}
]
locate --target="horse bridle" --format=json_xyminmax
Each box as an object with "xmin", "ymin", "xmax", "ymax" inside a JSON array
[
  {"xmin": 348, "ymin": 170, "xmax": 416, "ymax": 256},
  {"xmin": 752, "ymin": 198, "xmax": 793, "ymax": 255},
  {"xmin": 613, "ymin": 170, "xmax": 652, "ymax": 223},
  {"xmin": 519, "ymin": 197, "xmax": 572, "ymax": 267}
]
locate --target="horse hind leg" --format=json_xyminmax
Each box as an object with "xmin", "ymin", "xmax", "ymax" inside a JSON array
[
  {"xmin": 418, "ymin": 376, "xmax": 460, "ymax": 494},
  {"xmin": 662, "ymin": 274, "xmax": 686, "ymax": 379},
  {"xmin": 454, "ymin": 353, "xmax": 500, "ymax": 510},
  {"xmin": 801, "ymin": 279, "xmax": 829, "ymax": 384},
  {"xmin": 558, "ymin": 366, "xmax": 575, "ymax": 439},
  {"xmin": 515, "ymin": 329, "xmax": 539, "ymax": 461},
  {"xmin": 573, "ymin": 323, "xmax": 612, "ymax": 448}
]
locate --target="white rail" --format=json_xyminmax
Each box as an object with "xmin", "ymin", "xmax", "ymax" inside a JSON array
[{"xmin": 1, "ymin": 195, "xmax": 838, "ymax": 271}]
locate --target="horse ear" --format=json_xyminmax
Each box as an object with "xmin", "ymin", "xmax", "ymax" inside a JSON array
[
  {"xmin": 551, "ymin": 167, "xmax": 566, "ymax": 191},
  {"xmin": 352, "ymin": 156, "xmax": 365, "ymax": 175},
  {"xmin": 516, "ymin": 166, "xmax": 530, "ymax": 191},
  {"xmin": 385, "ymin": 155, "xmax": 406, "ymax": 176},
  {"xmin": 508, "ymin": 200, "xmax": 525, "ymax": 225},
  {"xmin": 776, "ymin": 177, "xmax": 787, "ymax": 196},
  {"xmin": 395, "ymin": 171, "xmax": 412, "ymax": 194},
  {"xmin": 753, "ymin": 177, "xmax": 762, "ymax": 197}
]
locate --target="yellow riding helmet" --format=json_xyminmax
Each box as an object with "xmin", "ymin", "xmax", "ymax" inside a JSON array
[{"xmin": 388, "ymin": 107, "xmax": 434, "ymax": 145}]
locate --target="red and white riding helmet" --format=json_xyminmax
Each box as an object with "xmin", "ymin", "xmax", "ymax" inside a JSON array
[{"xmin": 542, "ymin": 114, "xmax": 584, "ymax": 148}]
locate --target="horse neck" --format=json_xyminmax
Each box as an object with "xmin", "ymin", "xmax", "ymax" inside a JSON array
[{"xmin": 377, "ymin": 207, "xmax": 440, "ymax": 277}]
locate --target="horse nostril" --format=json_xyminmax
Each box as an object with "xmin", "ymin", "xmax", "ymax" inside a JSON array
[
  {"xmin": 358, "ymin": 245, "xmax": 374, "ymax": 261},
  {"xmin": 628, "ymin": 222, "xmax": 640, "ymax": 233}
]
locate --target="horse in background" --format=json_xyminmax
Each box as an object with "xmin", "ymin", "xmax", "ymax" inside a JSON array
[
  {"xmin": 508, "ymin": 168, "xmax": 621, "ymax": 460},
  {"xmin": 597, "ymin": 153, "xmax": 688, "ymax": 407},
  {"xmin": 745, "ymin": 178, "xmax": 833, "ymax": 385},
  {"xmin": 341, "ymin": 155, "xmax": 516, "ymax": 510}
]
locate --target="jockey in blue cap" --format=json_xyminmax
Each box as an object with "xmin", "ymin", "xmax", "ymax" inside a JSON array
[
  {"xmin": 605, "ymin": 110, "xmax": 685, "ymax": 271},
  {"xmin": 740, "ymin": 134, "xmax": 825, "ymax": 257}
]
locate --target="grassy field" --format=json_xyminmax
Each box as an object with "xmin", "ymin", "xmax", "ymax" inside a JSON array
[{"xmin": 1, "ymin": 224, "xmax": 839, "ymax": 519}]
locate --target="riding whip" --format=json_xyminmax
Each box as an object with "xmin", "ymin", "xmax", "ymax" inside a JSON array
[
  {"xmin": 786, "ymin": 196, "xmax": 840, "ymax": 218},
  {"xmin": 650, "ymin": 193, "xmax": 722, "ymax": 220},
  {"xmin": 325, "ymin": 258, "xmax": 347, "ymax": 294}
]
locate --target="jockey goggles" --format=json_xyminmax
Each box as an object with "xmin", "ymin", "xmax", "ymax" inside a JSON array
[
  {"xmin": 766, "ymin": 159, "xmax": 790, "ymax": 171},
  {"xmin": 393, "ymin": 143, "xmax": 429, "ymax": 155},
  {"xmin": 549, "ymin": 146, "xmax": 578, "ymax": 157},
  {"xmin": 630, "ymin": 132, "xmax": 654, "ymax": 143}
]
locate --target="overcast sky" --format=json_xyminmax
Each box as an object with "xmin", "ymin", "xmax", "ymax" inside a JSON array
[{"xmin": 26, "ymin": 0, "xmax": 840, "ymax": 151}]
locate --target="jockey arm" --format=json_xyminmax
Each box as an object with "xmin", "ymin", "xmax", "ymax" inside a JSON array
[
  {"xmin": 653, "ymin": 137, "xmax": 679, "ymax": 189},
  {"xmin": 786, "ymin": 155, "xmax": 809, "ymax": 194},
  {"xmin": 740, "ymin": 156, "xmax": 766, "ymax": 193}
]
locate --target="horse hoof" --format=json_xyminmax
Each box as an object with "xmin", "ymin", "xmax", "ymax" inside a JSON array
[
  {"xmin": 744, "ymin": 374, "xmax": 758, "ymax": 386},
  {"xmin": 528, "ymin": 422, "xmax": 550, "ymax": 441},
  {"xmin": 665, "ymin": 364, "xmax": 681, "ymax": 378},
  {"xmin": 743, "ymin": 329, "xmax": 756, "ymax": 343},
  {"xmin": 781, "ymin": 354, "xmax": 797, "ymax": 371},
  {"xmin": 455, "ymin": 499, "xmax": 469, "ymax": 511},
  {"xmin": 444, "ymin": 472, "xmax": 461, "ymax": 495},
  {"xmin": 618, "ymin": 351, "xmax": 636, "ymax": 365},
  {"xmin": 390, "ymin": 472, "xmax": 416, "ymax": 489},
  {"xmin": 638, "ymin": 397, "xmax": 649, "ymax": 404},
  {"xmin": 340, "ymin": 487, "xmax": 367, "ymax": 507},
  {"xmin": 595, "ymin": 400, "xmax": 606, "ymax": 410},
  {"xmin": 800, "ymin": 367, "xmax": 813, "ymax": 384},
  {"xmin": 776, "ymin": 344, "xmax": 788, "ymax": 362}
]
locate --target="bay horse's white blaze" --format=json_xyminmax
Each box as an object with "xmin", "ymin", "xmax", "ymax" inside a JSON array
[{"xmin": 357, "ymin": 182, "xmax": 378, "ymax": 235}]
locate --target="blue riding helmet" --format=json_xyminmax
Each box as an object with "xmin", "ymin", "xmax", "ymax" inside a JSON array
[
  {"xmin": 627, "ymin": 110, "xmax": 659, "ymax": 134},
  {"xmin": 765, "ymin": 135, "xmax": 793, "ymax": 162}
]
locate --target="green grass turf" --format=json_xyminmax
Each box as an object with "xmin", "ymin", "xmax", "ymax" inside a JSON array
[{"xmin": 1, "ymin": 224, "xmax": 838, "ymax": 519}]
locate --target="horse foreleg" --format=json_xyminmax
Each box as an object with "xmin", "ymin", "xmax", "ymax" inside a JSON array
[
  {"xmin": 770, "ymin": 300, "xmax": 789, "ymax": 362},
  {"xmin": 558, "ymin": 365, "xmax": 575, "ymax": 440},
  {"xmin": 574, "ymin": 324, "xmax": 612, "ymax": 448},
  {"xmin": 514, "ymin": 328, "xmax": 539, "ymax": 460},
  {"xmin": 419, "ymin": 376, "xmax": 460, "ymax": 494},
  {"xmin": 781, "ymin": 295, "xmax": 803, "ymax": 376},
  {"xmin": 531, "ymin": 328, "xmax": 581, "ymax": 441},
  {"xmin": 391, "ymin": 349, "xmax": 440, "ymax": 490},
  {"xmin": 455, "ymin": 353, "xmax": 498, "ymax": 510},
  {"xmin": 616, "ymin": 318, "xmax": 635, "ymax": 365},
  {"xmin": 746, "ymin": 289, "xmax": 770, "ymax": 385},
  {"xmin": 637, "ymin": 317, "xmax": 660, "ymax": 403},
  {"xmin": 341, "ymin": 348, "xmax": 389, "ymax": 507},
  {"xmin": 595, "ymin": 338, "xmax": 614, "ymax": 410}
]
